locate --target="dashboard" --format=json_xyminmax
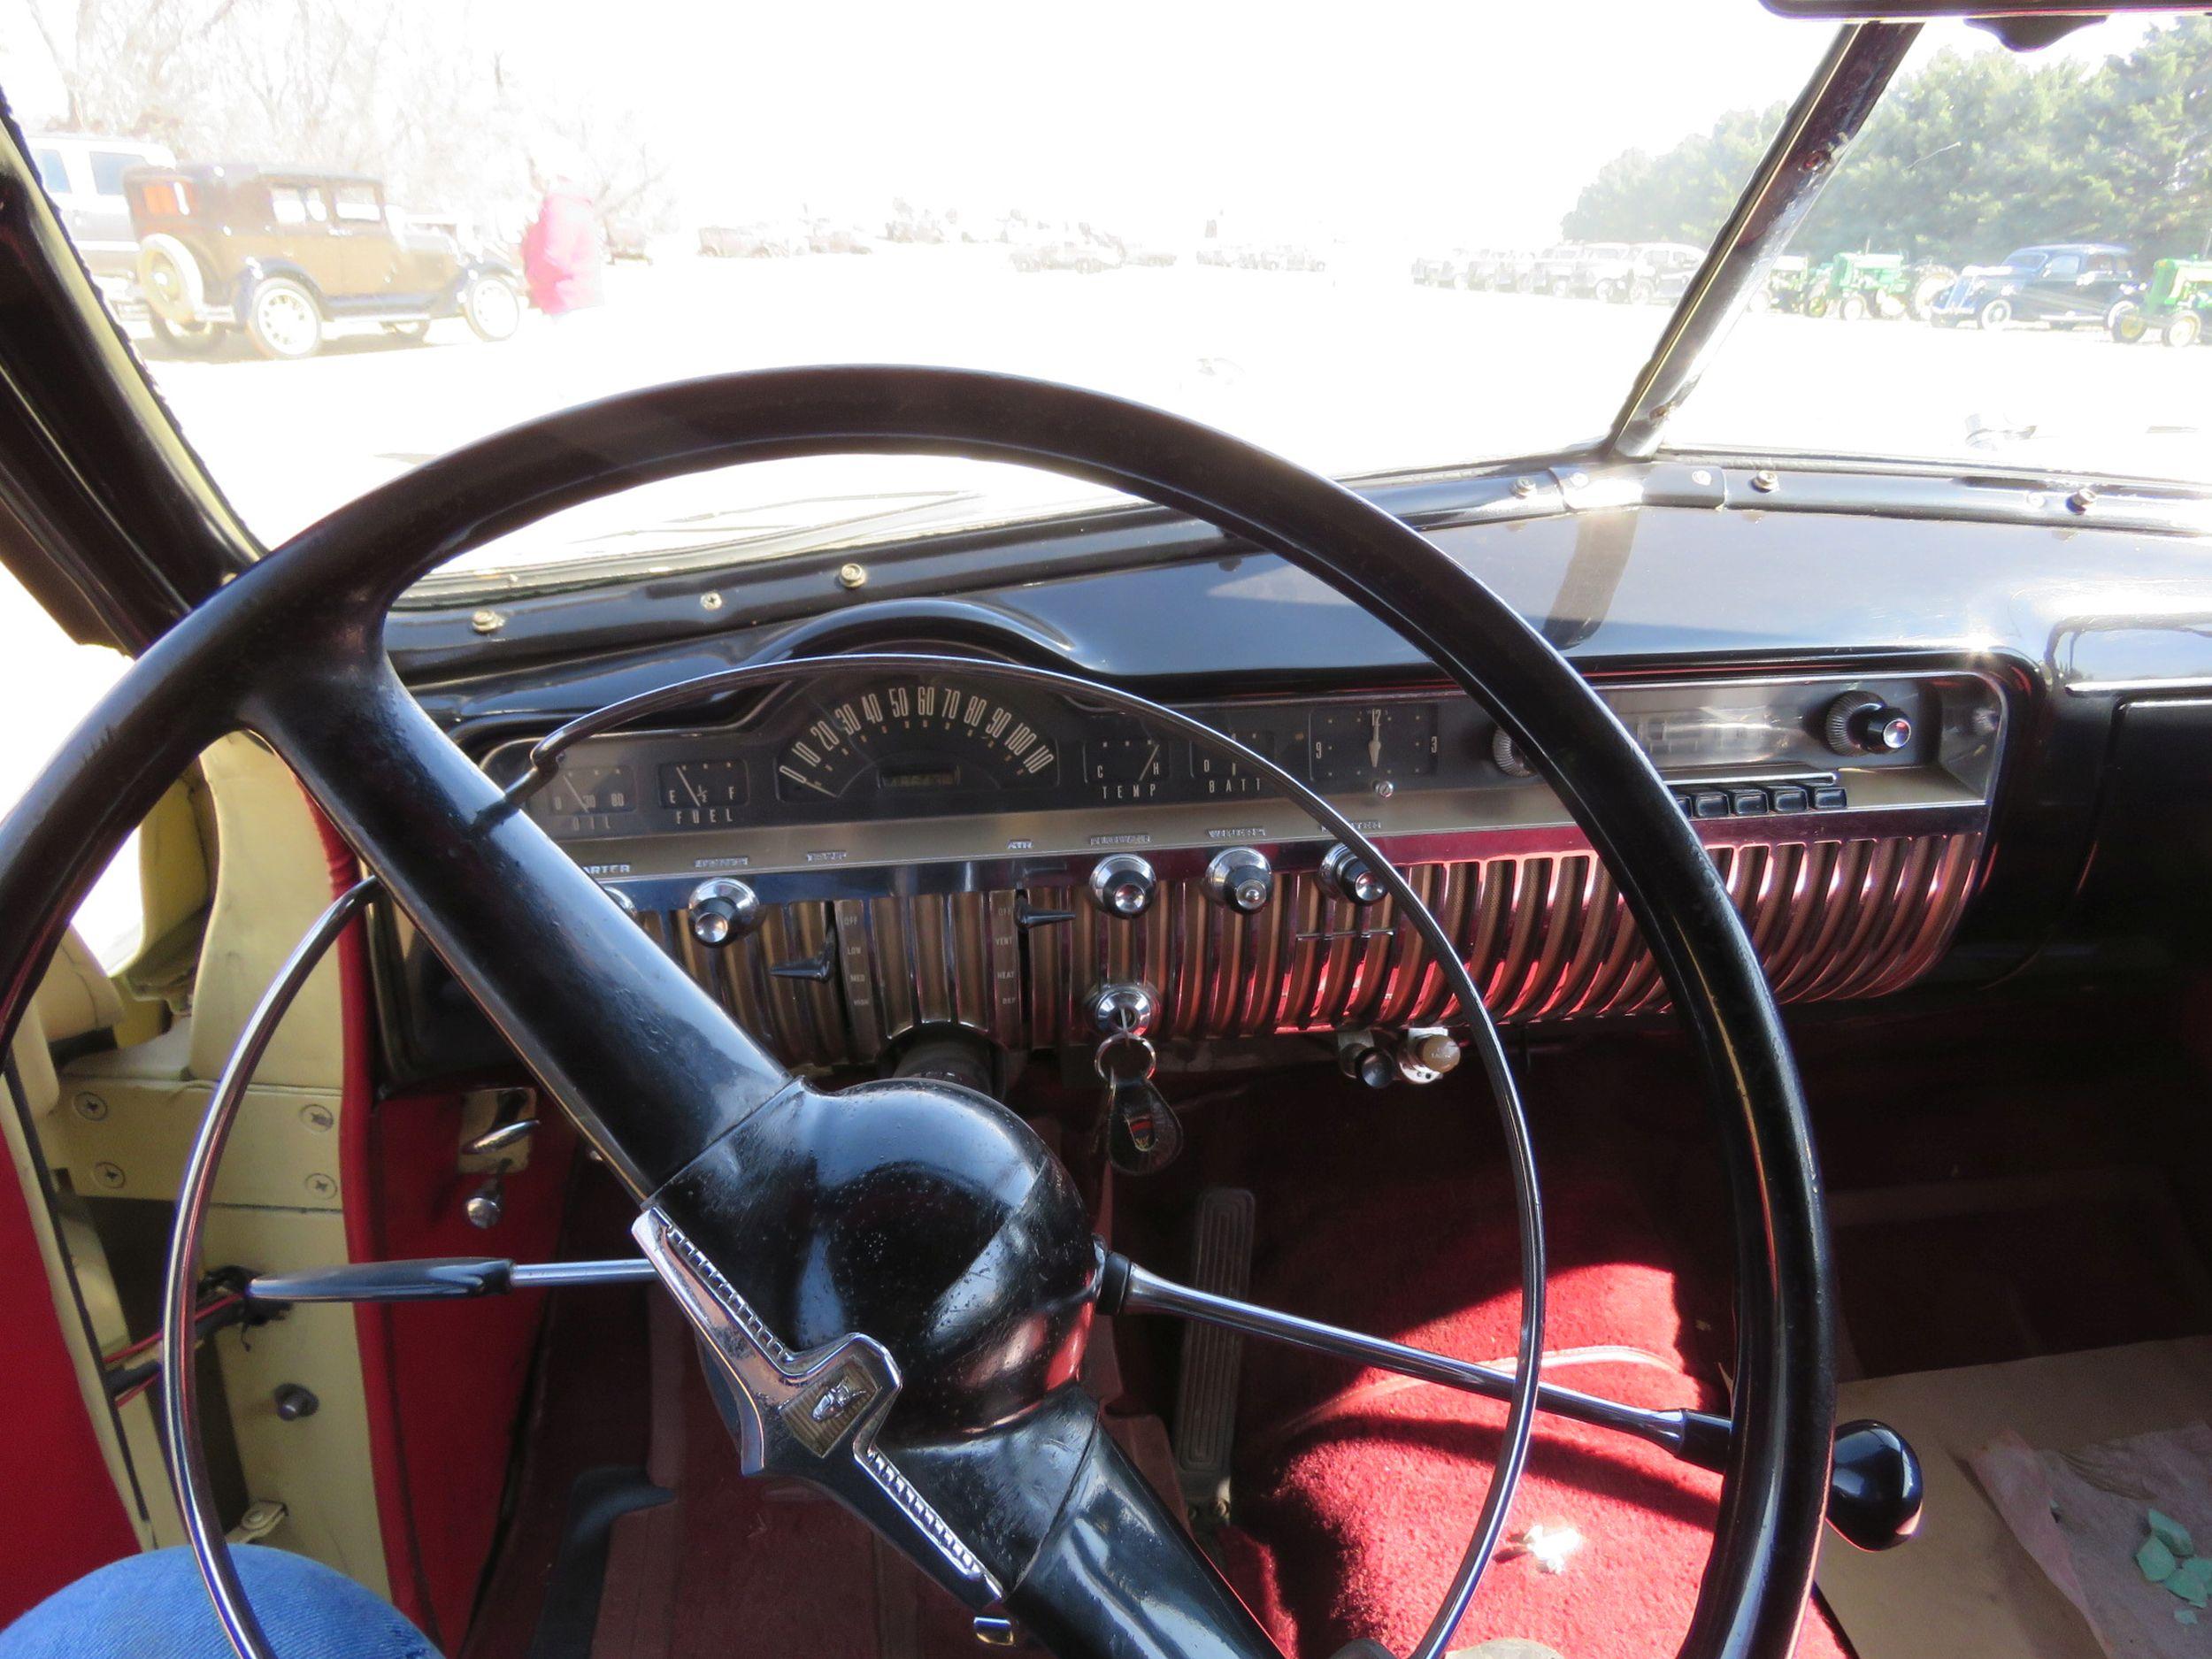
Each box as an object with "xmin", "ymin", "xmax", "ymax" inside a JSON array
[
  {"xmin": 371, "ymin": 460, "xmax": 2212, "ymax": 1094},
  {"xmin": 472, "ymin": 659, "xmax": 2005, "ymax": 1074}
]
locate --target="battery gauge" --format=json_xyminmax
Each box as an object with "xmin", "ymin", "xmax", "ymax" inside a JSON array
[{"xmin": 1187, "ymin": 728, "xmax": 1279, "ymax": 798}]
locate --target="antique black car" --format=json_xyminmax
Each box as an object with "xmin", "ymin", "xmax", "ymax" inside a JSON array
[
  {"xmin": 1925, "ymin": 242, "xmax": 2137, "ymax": 329},
  {"xmin": 125, "ymin": 165, "xmax": 523, "ymax": 359}
]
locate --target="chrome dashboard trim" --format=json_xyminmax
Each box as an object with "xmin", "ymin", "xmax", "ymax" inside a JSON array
[
  {"xmin": 488, "ymin": 657, "xmax": 2004, "ymax": 1060},
  {"xmin": 603, "ymin": 800, "xmax": 1988, "ymax": 1057}
]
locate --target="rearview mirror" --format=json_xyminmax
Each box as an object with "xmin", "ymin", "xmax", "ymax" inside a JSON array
[
  {"xmin": 1761, "ymin": 2, "xmax": 2189, "ymax": 51},
  {"xmin": 1764, "ymin": 0, "xmax": 2188, "ymax": 14}
]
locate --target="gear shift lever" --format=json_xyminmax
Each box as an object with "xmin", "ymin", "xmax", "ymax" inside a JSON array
[{"xmin": 1824, "ymin": 1417, "xmax": 1924, "ymax": 1550}]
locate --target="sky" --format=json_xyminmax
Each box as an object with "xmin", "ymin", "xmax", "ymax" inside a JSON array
[
  {"xmin": 480, "ymin": 2, "xmax": 2140, "ymax": 244},
  {"xmin": 503, "ymin": 0, "xmax": 1838, "ymax": 243},
  {"xmin": 1, "ymin": 1, "xmax": 2148, "ymax": 246}
]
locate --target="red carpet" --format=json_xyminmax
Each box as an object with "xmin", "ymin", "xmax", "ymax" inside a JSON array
[
  {"xmin": 1210, "ymin": 1155, "xmax": 1850, "ymax": 1659},
  {"xmin": 490, "ymin": 1080, "xmax": 1852, "ymax": 1658},
  {"xmin": 586, "ymin": 1165, "xmax": 1852, "ymax": 1659}
]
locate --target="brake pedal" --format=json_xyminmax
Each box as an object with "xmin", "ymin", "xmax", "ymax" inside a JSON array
[{"xmin": 1172, "ymin": 1187, "xmax": 1256, "ymax": 1525}]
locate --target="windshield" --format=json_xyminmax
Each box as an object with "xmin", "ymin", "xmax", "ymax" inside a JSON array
[
  {"xmin": 1677, "ymin": 15, "xmax": 2212, "ymax": 483},
  {"xmin": 9, "ymin": 4, "xmax": 2205, "ymax": 595}
]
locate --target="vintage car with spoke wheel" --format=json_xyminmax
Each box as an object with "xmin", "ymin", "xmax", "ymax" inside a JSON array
[
  {"xmin": 4, "ymin": 4, "xmax": 2212, "ymax": 1659},
  {"xmin": 125, "ymin": 165, "xmax": 524, "ymax": 359}
]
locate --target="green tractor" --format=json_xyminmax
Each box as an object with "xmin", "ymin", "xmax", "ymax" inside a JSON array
[
  {"xmin": 1904, "ymin": 260, "xmax": 1958, "ymax": 321},
  {"xmin": 1803, "ymin": 250, "xmax": 1916, "ymax": 320},
  {"xmin": 2107, "ymin": 258, "xmax": 2212, "ymax": 348},
  {"xmin": 1749, "ymin": 255, "xmax": 1810, "ymax": 313}
]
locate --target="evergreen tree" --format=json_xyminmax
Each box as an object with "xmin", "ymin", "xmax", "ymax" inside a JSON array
[{"xmin": 1562, "ymin": 19, "xmax": 2212, "ymax": 265}]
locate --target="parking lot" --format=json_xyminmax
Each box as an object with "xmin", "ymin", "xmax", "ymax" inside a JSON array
[
  {"xmin": 5, "ymin": 242, "xmax": 2207, "ymax": 956},
  {"xmin": 117, "ymin": 246, "xmax": 2208, "ymax": 550}
]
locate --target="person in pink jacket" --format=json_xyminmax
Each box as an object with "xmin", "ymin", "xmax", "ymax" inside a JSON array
[{"xmin": 519, "ymin": 176, "xmax": 604, "ymax": 317}]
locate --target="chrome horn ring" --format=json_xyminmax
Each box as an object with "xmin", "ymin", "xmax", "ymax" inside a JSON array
[{"xmin": 164, "ymin": 650, "xmax": 1543, "ymax": 1659}]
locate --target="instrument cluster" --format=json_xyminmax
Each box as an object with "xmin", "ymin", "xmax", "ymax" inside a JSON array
[
  {"xmin": 501, "ymin": 670, "xmax": 1486, "ymax": 841},
  {"xmin": 488, "ymin": 665, "xmax": 1967, "ymax": 849}
]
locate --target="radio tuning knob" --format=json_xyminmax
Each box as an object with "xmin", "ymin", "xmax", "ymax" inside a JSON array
[
  {"xmin": 1318, "ymin": 843, "xmax": 1387, "ymax": 907},
  {"xmin": 1490, "ymin": 726, "xmax": 1534, "ymax": 778},
  {"xmin": 1087, "ymin": 853, "xmax": 1157, "ymax": 918},
  {"xmin": 1824, "ymin": 694, "xmax": 1915, "ymax": 757},
  {"xmin": 687, "ymin": 877, "xmax": 762, "ymax": 946},
  {"xmin": 1202, "ymin": 847, "xmax": 1274, "ymax": 914}
]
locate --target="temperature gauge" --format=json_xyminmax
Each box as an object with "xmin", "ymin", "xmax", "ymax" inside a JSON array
[
  {"xmin": 1087, "ymin": 729, "xmax": 1168, "ymax": 803},
  {"xmin": 1309, "ymin": 703, "xmax": 1438, "ymax": 792}
]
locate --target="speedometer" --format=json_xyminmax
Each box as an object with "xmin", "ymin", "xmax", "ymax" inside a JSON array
[{"xmin": 774, "ymin": 677, "xmax": 1063, "ymax": 804}]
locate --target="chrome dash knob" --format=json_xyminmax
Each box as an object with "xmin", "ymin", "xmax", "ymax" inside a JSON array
[
  {"xmin": 1087, "ymin": 853, "xmax": 1157, "ymax": 918},
  {"xmin": 1202, "ymin": 847, "xmax": 1274, "ymax": 914},
  {"xmin": 1318, "ymin": 843, "xmax": 1387, "ymax": 906},
  {"xmin": 687, "ymin": 877, "xmax": 762, "ymax": 946}
]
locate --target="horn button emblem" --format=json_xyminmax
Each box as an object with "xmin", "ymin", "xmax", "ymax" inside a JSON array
[{"xmin": 633, "ymin": 1206, "xmax": 1003, "ymax": 1610}]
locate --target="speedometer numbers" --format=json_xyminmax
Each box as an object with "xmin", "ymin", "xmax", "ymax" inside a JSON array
[
  {"xmin": 774, "ymin": 680, "xmax": 1061, "ymax": 805},
  {"xmin": 517, "ymin": 688, "xmax": 1465, "ymax": 843}
]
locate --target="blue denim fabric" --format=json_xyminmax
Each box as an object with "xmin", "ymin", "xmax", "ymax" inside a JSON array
[{"xmin": 0, "ymin": 1546, "xmax": 437, "ymax": 1659}]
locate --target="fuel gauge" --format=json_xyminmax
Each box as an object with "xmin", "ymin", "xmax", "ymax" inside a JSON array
[{"xmin": 659, "ymin": 758, "xmax": 749, "ymax": 827}]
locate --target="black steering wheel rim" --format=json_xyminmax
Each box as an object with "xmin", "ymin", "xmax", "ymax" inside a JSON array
[{"xmin": 0, "ymin": 365, "xmax": 1832, "ymax": 1659}]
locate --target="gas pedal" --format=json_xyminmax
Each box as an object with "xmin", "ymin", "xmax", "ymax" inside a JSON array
[{"xmin": 1171, "ymin": 1186, "xmax": 1256, "ymax": 1525}]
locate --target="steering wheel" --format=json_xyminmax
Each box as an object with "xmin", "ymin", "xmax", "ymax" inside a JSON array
[{"xmin": 0, "ymin": 368, "xmax": 1833, "ymax": 1659}]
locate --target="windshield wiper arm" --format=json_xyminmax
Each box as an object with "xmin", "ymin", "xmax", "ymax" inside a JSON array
[{"xmin": 1603, "ymin": 22, "xmax": 1920, "ymax": 460}]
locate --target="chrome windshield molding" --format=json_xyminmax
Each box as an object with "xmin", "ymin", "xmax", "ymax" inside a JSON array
[
  {"xmin": 1671, "ymin": 463, "xmax": 2212, "ymax": 537},
  {"xmin": 1605, "ymin": 21, "xmax": 1921, "ymax": 460},
  {"xmin": 385, "ymin": 464, "xmax": 1589, "ymax": 674},
  {"xmin": 631, "ymin": 1206, "xmax": 1005, "ymax": 1611}
]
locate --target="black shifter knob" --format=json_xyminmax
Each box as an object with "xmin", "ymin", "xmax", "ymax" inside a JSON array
[{"xmin": 1826, "ymin": 1417, "xmax": 1924, "ymax": 1551}]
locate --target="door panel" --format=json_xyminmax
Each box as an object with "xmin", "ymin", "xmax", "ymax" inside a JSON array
[{"xmin": 332, "ymin": 183, "xmax": 399, "ymax": 299}]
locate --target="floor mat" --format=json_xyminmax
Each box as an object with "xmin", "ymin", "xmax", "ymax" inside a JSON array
[
  {"xmin": 1816, "ymin": 1337, "xmax": 2212, "ymax": 1659},
  {"xmin": 1219, "ymin": 1156, "xmax": 1849, "ymax": 1659}
]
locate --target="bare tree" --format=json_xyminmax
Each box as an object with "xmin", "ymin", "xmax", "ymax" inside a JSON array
[
  {"xmin": 15, "ymin": 0, "xmax": 681, "ymax": 228},
  {"xmin": 19, "ymin": 0, "xmax": 247, "ymax": 138}
]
